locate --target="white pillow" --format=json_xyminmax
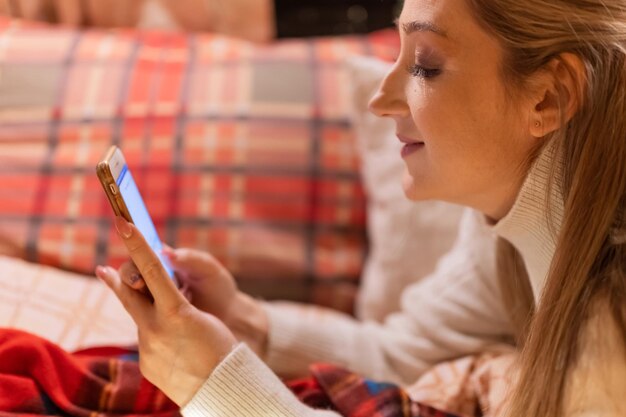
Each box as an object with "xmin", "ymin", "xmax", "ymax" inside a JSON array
[
  {"xmin": 346, "ymin": 56, "xmax": 464, "ymax": 322},
  {"xmin": 0, "ymin": 255, "xmax": 136, "ymax": 351}
]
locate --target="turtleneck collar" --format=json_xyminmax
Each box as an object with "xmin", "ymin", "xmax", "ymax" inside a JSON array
[{"xmin": 489, "ymin": 140, "xmax": 565, "ymax": 303}]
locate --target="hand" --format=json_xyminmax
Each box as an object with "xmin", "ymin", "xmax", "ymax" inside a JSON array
[
  {"xmin": 95, "ymin": 217, "xmax": 238, "ymax": 406},
  {"xmin": 168, "ymin": 247, "xmax": 239, "ymax": 320},
  {"xmin": 120, "ymin": 246, "xmax": 269, "ymax": 356}
]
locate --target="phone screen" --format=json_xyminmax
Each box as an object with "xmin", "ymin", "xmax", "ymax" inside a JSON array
[{"xmin": 116, "ymin": 165, "xmax": 175, "ymax": 279}]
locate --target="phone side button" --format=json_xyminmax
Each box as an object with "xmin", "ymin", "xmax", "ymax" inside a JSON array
[{"xmin": 109, "ymin": 183, "xmax": 118, "ymax": 195}]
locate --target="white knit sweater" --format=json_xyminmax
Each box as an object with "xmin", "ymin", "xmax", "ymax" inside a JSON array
[{"xmin": 182, "ymin": 141, "xmax": 626, "ymax": 416}]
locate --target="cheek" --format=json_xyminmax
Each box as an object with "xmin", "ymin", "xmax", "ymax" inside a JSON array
[
  {"xmin": 405, "ymin": 78, "xmax": 518, "ymax": 184},
  {"xmin": 406, "ymin": 82, "xmax": 483, "ymax": 164}
]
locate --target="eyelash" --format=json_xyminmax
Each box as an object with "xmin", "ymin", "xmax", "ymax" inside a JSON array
[{"xmin": 407, "ymin": 64, "xmax": 442, "ymax": 79}]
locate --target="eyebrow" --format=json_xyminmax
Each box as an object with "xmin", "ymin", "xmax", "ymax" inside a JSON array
[{"xmin": 394, "ymin": 18, "xmax": 449, "ymax": 39}]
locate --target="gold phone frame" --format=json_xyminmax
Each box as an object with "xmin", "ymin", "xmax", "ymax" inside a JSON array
[{"xmin": 96, "ymin": 145, "xmax": 134, "ymax": 223}]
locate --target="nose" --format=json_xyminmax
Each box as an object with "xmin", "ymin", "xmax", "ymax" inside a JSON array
[{"xmin": 368, "ymin": 66, "xmax": 410, "ymax": 118}]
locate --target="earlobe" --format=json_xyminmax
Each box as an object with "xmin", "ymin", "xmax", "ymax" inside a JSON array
[
  {"xmin": 528, "ymin": 53, "xmax": 586, "ymax": 138},
  {"xmin": 529, "ymin": 87, "xmax": 558, "ymax": 138},
  {"xmin": 530, "ymin": 119, "xmax": 543, "ymax": 137}
]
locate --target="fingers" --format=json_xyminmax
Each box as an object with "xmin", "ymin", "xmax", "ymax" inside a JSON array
[
  {"xmin": 163, "ymin": 247, "xmax": 222, "ymax": 277},
  {"xmin": 115, "ymin": 216, "xmax": 186, "ymax": 312},
  {"xmin": 119, "ymin": 261, "xmax": 147, "ymax": 291},
  {"xmin": 95, "ymin": 265, "xmax": 150, "ymax": 326}
]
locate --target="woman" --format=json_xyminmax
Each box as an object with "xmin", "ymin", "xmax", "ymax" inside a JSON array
[{"xmin": 95, "ymin": 0, "xmax": 626, "ymax": 415}]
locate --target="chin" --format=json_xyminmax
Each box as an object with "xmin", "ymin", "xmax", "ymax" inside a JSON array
[
  {"xmin": 403, "ymin": 187, "xmax": 431, "ymax": 202},
  {"xmin": 402, "ymin": 172, "xmax": 432, "ymax": 202}
]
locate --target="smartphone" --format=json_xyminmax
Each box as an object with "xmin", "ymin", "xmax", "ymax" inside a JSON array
[{"xmin": 96, "ymin": 145, "xmax": 178, "ymax": 287}]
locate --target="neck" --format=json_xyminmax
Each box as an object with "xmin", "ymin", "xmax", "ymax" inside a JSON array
[
  {"xmin": 489, "ymin": 140, "xmax": 565, "ymax": 302},
  {"xmin": 471, "ymin": 174, "xmax": 529, "ymax": 225},
  {"xmin": 485, "ymin": 181, "xmax": 527, "ymax": 224}
]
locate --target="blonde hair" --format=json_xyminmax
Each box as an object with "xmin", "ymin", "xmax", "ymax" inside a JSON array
[{"xmin": 466, "ymin": 1, "xmax": 626, "ymax": 416}]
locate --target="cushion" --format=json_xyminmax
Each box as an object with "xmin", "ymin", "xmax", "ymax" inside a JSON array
[
  {"xmin": 346, "ymin": 56, "xmax": 464, "ymax": 322},
  {"xmin": 0, "ymin": 18, "xmax": 400, "ymax": 312},
  {"xmin": 0, "ymin": 255, "xmax": 135, "ymax": 351}
]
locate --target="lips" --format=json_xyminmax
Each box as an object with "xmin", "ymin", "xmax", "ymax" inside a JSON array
[
  {"xmin": 401, "ymin": 142, "xmax": 424, "ymax": 158},
  {"xmin": 396, "ymin": 134, "xmax": 424, "ymax": 145},
  {"xmin": 397, "ymin": 134, "xmax": 424, "ymax": 158}
]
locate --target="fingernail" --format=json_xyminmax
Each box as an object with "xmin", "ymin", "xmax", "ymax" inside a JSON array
[
  {"xmin": 130, "ymin": 273, "xmax": 141, "ymax": 284},
  {"xmin": 95, "ymin": 265, "xmax": 109, "ymax": 279},
  {"xmin": 114, "ymin": 216, "xmax": 133, "ymax": 239}
]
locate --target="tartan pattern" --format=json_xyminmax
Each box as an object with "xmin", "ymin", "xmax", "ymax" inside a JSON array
[
  {"xmin": 287, "ymin": 363, "xmax": 463, "ymax": 417},
  {"xmin": 0, "ymin": 327, "xmax": 458, "ymax": 417},
  {"xmin": 0, "ymin": 18, "xmax": 400, "ymax": 311},
  {"xmin": 0, "ymin": 328, "xmax": 459, "ymax": 417},
  {"xmin": 0, "ymin": 328, "xmax": 179, "ymax": 416}
]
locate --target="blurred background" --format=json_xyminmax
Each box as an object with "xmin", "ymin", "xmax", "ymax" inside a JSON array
[{"xmin": 0, "ymin": 0, "xmax": 402, "ymax": 40}]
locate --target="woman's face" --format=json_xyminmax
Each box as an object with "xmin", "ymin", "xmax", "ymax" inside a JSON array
[{"xmin": 369, "ymin": 0, "xmax": 538, "ymax": 221}]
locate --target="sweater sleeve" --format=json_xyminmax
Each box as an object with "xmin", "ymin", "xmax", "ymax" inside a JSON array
[
  {"xmin": 263, "ymin": 209, "xmax": 516, "ymax": 385},
  {"xmin": 182, "ymin": 343, "xmax": 340, "ymax": 417}
]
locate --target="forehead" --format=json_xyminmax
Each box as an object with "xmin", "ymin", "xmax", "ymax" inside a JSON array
[
  {"xmin": 399, "ymin": 0, "xmax": 502, "ymax": 60},
  {"xmin": 399, "ymin": 0, "xmax": 486, "ymax": 45}
]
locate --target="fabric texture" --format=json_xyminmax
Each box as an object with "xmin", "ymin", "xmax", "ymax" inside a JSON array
[
  {"xmin": 287, "ymin": 363, "xmax": 461, "ymax": 417},
  {"xmin": 0, "ymin": 328, "xmax": 178, "ymax": 416},
  {"xmin": 182, "ymin": 343, "xmax": 340, "ymax": 417},
  {"xmin": 0, "ymin": 255, "xmax": 135, "ymax": 351},
  {"xmin": 489, "ymin": 140, "xmax": 564, "ymax": 299},
  {"xmin": 183, "ymin": 343, "xmax": 462, "ymax": 417},
  {"xmin": 405, "ymin": 349, "xmax": 517, "ymax": 417},
  {"xmin": 0, "ymin": 329, "xmax": 471, "ymax": 417},
  {"xmin": 0, "ymin": 17, "xmax": 399, "ymax": 311},
  {"xmin": 184, "ymin": 342, "xmax": 516, "ymax": 417}
]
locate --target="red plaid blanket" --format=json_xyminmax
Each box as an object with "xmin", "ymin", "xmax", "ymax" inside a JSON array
[
  {"xmin": 0, "ymin": 328, "xmax": 460, "ymax": 417},
  {"xmin": 0, "ymin": 329, "xmax": 178, "ymax": 416},
  {"xmin": 288, "ymin": 364, "xmax": 462, "ymax": 417}
]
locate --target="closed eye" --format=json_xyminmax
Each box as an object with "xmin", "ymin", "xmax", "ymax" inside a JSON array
[{"xmin": 407, "ymin": 64, "xmax": 442, "ymax": 79}]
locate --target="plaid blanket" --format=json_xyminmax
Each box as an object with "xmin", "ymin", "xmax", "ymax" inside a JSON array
[
  {"xmin": 288, "ymin": 364, "xmax": 462, "ymax": 417},
  {"xmin": 0, "ymin": 328, "xmax": 460, "ymax": 417},
  {"xmin": 0, "ymin": 328, "xmax": 178, "ymax": 416}
]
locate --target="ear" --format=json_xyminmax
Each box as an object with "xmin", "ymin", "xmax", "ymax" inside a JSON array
[{"xmin": 528, "ymin": 52, "xmax": 586, "ymax": 138}]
